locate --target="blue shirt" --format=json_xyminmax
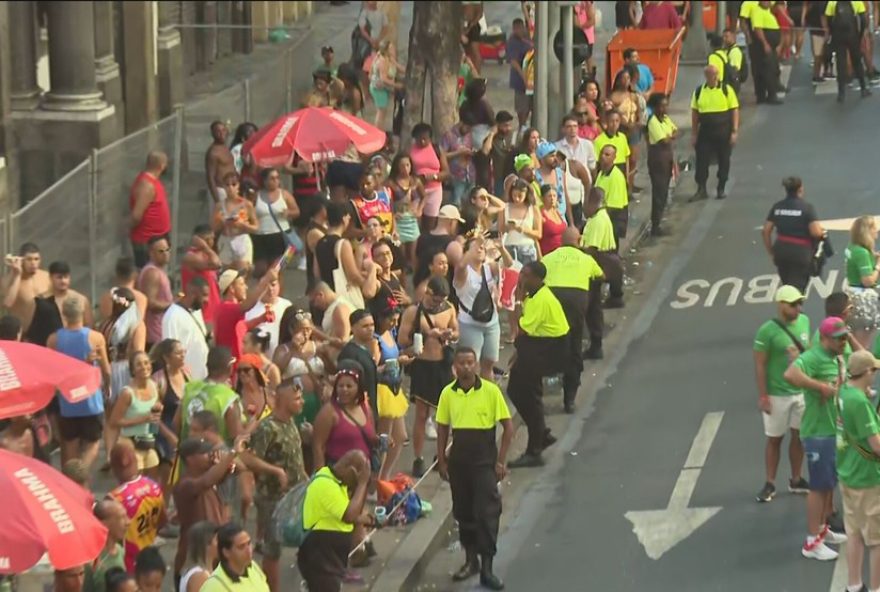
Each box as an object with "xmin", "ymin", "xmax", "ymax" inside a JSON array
[
  {"xmin": 55, "ymin": 328, "xmax": 104, "ymax": 417},
  {"xmin": 506, "ymin": 34, "xmax": 532, "ymax": 92},
  {"xmin": 635, "ymin": 63, "xmax": 654, "ymax": 94}
]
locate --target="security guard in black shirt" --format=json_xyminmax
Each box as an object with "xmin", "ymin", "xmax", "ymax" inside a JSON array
[
  {"xmin": 437, "ymin": 347, "xmax": 514, "ymax": 591},
  {"xmin": 690, "ymin": 65, "xmax": 740, "ymax": 201},
  {"xmin": 762, "ymin": 176, "xmax": 826, "ymax": 293}
]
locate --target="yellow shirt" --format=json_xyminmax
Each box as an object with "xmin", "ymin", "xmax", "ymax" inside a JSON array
[
  {"xmin": 739, "ymin": 1, "xmax": 758, "ymax": 19},
  {"xmin": 691, "ymin": 83, "xmax": 740, "ymax": 114},
  {"xmin": 303, "ymin": 467, "xmax": 353, "ymax": 533},
  {"xmin": 708, "ymin": 51, "xmax": 728, "ymax": 81},
  {"xmin": 520, "ymin": 285, "xmax": 570, "ymax": 338},
  {"xmin": 542, "ymin": 246, "xmax": 604, "ymax": 290},
  {"xmin": 826, "ymin": 1, "xmax": 867, "ymax": 16},
  {"xmin": 200, "ymin": 563, "xmax": 269, "ymax": 592},
  {"xmin": 647, "ymin": 114, "xmax": 677, "ymax": 145},
  {"xmin": 594, "ymin": 166, "xmax": 629, "ymax": 209},
  {"xmin": 593, "ymin": 132, "xmax": 630, "ymax": 166},
  {"xmin": 436, "ymin": 377, "xmax": 511, "ymax": 430},
  {"xmin": 581, "ymin": 208, "xmax": 617, "ymax": 252},
  {"xmin": 727, "ymin": 46, "xmax": 744, "ymax": 70},
  {"xmin": 751, "ymin": 5, "xmax": 780, "ymax": 29}
]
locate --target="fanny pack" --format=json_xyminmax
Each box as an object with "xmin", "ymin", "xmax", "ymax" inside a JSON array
[{"xmin": 132, "ymin": 436, "xmax": 156, "ymax": 451}]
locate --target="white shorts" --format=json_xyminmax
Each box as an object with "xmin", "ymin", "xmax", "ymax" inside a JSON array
[
  {"xmin": 762, "ymin": 394, "xmax": 805, "ymax": 438},
  {"xmin": 218, "ymin": 233, "xmax": 253, "ymax": 266}
]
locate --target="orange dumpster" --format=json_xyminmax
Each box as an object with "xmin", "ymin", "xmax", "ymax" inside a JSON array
[
  {"xmin": 702, "ymin": 1, "xmax": 718, "ymax": 31},
  {"xmin": 605, "ymin": 27, "xmax": 686, "ymax": 96}
]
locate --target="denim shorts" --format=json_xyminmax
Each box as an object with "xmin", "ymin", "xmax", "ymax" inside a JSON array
[
  {"xmin": 506, "ymin": 243, "xmax": 538, "ymax": 264},
  {"xmin": 803, "ymin": 436, "xmax": 837, "ymax": 491},
  {"xmin": 458, "ymin": 319, "xmax": 501, "ymax": 363}
]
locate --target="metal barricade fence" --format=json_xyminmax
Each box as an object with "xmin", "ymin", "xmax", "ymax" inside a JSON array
[
  {"xmin": 249, "ymin": 44, "xmax": 294, "ymax": 127},
  {"xmin": 9, "ymin": 161, "xmax": 93, "ymax": 299}
]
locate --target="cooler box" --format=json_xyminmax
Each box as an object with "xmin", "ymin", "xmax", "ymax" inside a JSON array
[
  {"xmin": 479, "ymin": 26, "xmax": 507, "ymax": 63},
  {"xmin": 605, "ymin": 27, "xmax": 685, "ymax": 96}
]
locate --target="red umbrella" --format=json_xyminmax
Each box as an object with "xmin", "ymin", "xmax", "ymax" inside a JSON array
[
  {"xmin": 0, "ymin": 342, "xmax": 102, "ymax": 420},
  {"xmin": 0, "ymin": 449, "xmax": 106, "ymax": 573},
  {"xmin": 242, "ymin": 107, "xmax": 387, "ymax": 167}
]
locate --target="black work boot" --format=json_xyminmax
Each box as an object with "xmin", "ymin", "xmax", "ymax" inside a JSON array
[
  {"xmin": 690, "ymin": 185, "xmax": 709, "ymax": 202},
  {"xmin": 453, "ymin": 548, "xmax": 480, "ymax": 581},
  {"xmin": 716, "ymin": 183, "xmax": 727, "ymax": 200},
  {"xmin": 480, "ymin": 555, "xmax": 505, "ymax": 590},
  {"xmin": 584, "ymin": 336, "xmax": 604, "ymax": 360}
]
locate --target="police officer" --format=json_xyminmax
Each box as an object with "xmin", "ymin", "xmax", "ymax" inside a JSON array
[
  {"xmin": 542, "ymin": 227, "xmax": 605, "ymax": 413},
  {"xmin": 762, "ymin": 176, "xmax": 825, "ymax": 293},
  {"xmin": 690, "ymin": 65, "xmax": 740, "ymax": 201},
  {"xmin": 507, "ymin": 261, "xmax": 570, "ymax": 468},
  {"xmin": 436, "ymin": 347, "xmax": 513, "ymax": 591},
  {"xmin": 750, "ymin": 0, "xmax": 783, "ymax": 104}
]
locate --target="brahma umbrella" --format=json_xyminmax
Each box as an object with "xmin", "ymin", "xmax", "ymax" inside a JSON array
[
  {"xmin": 0, "ymin": 342, "xmax": 102, "ymax": 420},
  {"xmin": 0, "ymin": 449, "xmax": 106, "ymax": 573},
  {"xmin": 242, "ymin": 106, "xmax": 386, "ymax": 167}
]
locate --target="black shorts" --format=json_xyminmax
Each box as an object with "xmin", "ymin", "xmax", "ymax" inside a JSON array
[
  {"xmin": 326, "ymin": 160, "xmax": 363, "ymax": 191},
  {"xmin": 408, "ymin": 359, "xmax": 453, "ymax": 407},
  {"xmin": 293, "ymin": 194, "xmax": 326, "ymax": 230},
  {"xmin": 251, "ymin": 232, "xmax": 287, "ymax": 265},
  {"xmin": 57, "ymin": 414, "xmax": 103, "ymax": 443}
]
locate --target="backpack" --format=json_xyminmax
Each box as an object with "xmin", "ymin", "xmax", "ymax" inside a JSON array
[
  {"xmin": 832, "ymin": 1, "xmax": 858, "ymax": 39},
  {"xmin": 730, "ymin": 46, "xmax": 749, "ymax": 84},
  {"xmin": 711, "ymin": 50, "xmax": 739, "ymax": 87},
  {"xmin": 459, "ymin": 264, "xmax": 495, "ymax": 323},
  {"xmin": 272, "ymin": 473, "xmax": 332, "ymax": 548}
]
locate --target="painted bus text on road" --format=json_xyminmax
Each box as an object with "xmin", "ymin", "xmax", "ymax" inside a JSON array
[{"xmin": 670, "ymin": 270, "xmax": 847, "ymax": 309}]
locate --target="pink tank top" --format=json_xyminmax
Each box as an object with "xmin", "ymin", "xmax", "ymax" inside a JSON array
[
  {"xmin": 138, "ymin": 262, "xmax": 173, "ymax": 345},
  {"xmin": 325, "ymin": 401, "xmax": 375, "ymax": 462},
  {"xmin": 410, "ymin": 144, "xmax": 442, "ymax": 191}
]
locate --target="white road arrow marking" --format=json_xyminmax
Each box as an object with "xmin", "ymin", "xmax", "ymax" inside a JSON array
[{"xmin": 625, "ymin": 412, "xmax": 724, "ymax": 560}]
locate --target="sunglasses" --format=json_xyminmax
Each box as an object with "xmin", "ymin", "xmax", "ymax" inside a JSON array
[
  {"xmin": 240, "ymin": 367, "xmax": 255, "ymax": 374},
  {"xmin": 294, "ymin": 310, "xmax": 312, "ymax": 321},
  {"xmin": 788, "ymin": 301, "xmax": 804, "ymax": 308}
]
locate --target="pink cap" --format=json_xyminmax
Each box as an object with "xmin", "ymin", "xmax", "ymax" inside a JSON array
[{"xmin": 819, "ymin": 316, "xmax": 848, "ymax": 338}]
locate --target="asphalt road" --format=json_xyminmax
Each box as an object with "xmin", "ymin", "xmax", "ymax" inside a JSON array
[{"xmin": 495, "ymin": 59, "xmax": 880, "ymax": 591}]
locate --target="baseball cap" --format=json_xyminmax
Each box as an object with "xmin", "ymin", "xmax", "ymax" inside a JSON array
[
  {"xmin": 218, "ymin": 269, "xmax": 240, "ymax": 295},
  {"xmin": 438, "ymin": 205, "xmax": 465, "ymax": 223},
  {"xmin": 775, "ymin": 285, "xmax": 804, "ymax": 304},
  {"xmin": 513, "ymin": 154, "xmax": 533, "ymax": 172},
  {"xmin": 536, "ymin": 141, "xmax": 557, "ymax": 159},
  {"xmin": 819, "ymin": 316, "xmax": 848, "ymax": 338},
  {"xmin": 848, "ymin": 350, "xmax": 880, "ymax": 377},
  {"xmin": 179, "ymin": 438, "xmax": 214, "ymax": 459}
]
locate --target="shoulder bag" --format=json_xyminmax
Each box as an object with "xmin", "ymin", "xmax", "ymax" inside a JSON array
[
  {"xmin": 332, "ymin": 238, "xmax": 366, "ymax": 309},
  {"xmin": 771, "ymin": 319, "xmax": 805, "ymax": 353}
]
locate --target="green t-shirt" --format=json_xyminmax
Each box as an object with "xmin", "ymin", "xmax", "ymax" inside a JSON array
[
  {"xmin": 811, "ymin": 329, "xmax": 853, "ymax": 363},
  {"xmin": 753, "ymin": 314, "xmax": 810, "ymax": 396},
  {"xmin": 845, "ymin": 243, "xmax": 875, "ymax": 286},
  {"xmin": 83, "ymin": 544, "xmax": 125, "ymax": 592},
  {"xmin": 179, "ymin": 380, "xmax": 242, "ymax": 444},
  {"xmin": 795, "ymin": 346, "xmax": 843, "ymax": 438},
  {"xmin": 836, "ymin": 384, "xmax": 880, "ymax": 489}
]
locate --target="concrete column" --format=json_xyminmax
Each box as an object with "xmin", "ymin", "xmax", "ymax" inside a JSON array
[
  {"xmin": 196, "ymin": 1, "xmax": 218, "ymax": 70},
  {"xmin": 282, "ymin": 2, "xmax": 299, "ymax": 23},
  {"xmin": 157, "ymin": 1, "xmax": 184, "ymax": 116},
  {"xmin": 232, "ymin": 1, "xmax": 254, "ymax": 54},
  {"xmin": 121, "ymin": 1, "xmax": 158, "ymax": 132},
  {"xmin": 268, "ymin": 2, "xmax": 284, "ymax": 29},
  {"xmin": 298, "ymin": 1, "xmax": 313, "ymax": 18},
  {"xmin": 8, "ymin": 1, "xmax": 41, "ymax": 110},
  {"xmin": 43, "ymin": 1, "xmax": 107, "ymax": 111},
  {"xmin": 548, "ymin": 2, "xmax": 562, "ymax": 134},
  {"xmin": 252, "ymin": 2, "xmax": 270, "ymax": 43},
  {"xmin": 93, "ymin": 1, "xmax": 123, "ymax": 125},
  {"xmin": 217, "ymin": 1, "xmax": 233, "ymax": 58}
]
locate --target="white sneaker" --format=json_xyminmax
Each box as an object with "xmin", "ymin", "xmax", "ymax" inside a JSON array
[
  {"xmin": 425, "ymin": 416, "xmax": 438, "ymax": 440},
  {"xmin": 802, "ymin": 540, "xmax": 839, "ymax": 561},
  {"xmin": 824, "ymin": 528, "xmax": 848, "ymax": 545}
]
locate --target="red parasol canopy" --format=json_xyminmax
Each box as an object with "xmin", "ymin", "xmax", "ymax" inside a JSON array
[
  {"xmin": 242, "ymin": 107, "xmax": 387, "ymax": 166},
  {"xmin": 0, "ymin": 342, "xmax": 102, "ymax": 420},
  {"xmin": 0, "ymin": 449, "xmax": 106, "ymax": 573}
]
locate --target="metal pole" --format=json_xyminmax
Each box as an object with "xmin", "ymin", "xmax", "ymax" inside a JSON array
[
  {"xmin": 563, "ymin": 5, "xmax": 574, "ymax": 110},
  {"xmin": 535, "ymin": 0, "xmax": 549, "ymax": 134},
  {"xmin": 716, "ymin": 1, "xmax": 727, "ymax": 36},
  {"xmin": 88, "ymin": 149, "xmax": 99, "ymax": 304},
  {"xmin": 244, "ymin": 78, "xmax": 251, "ymax": 122},
  {"xmin": 681, "ymin": 0, "xmax": 709, "ymax": 63},
  {"xmin": 170, "ymin": 108, "xmax": 184, "ymax": 279}
]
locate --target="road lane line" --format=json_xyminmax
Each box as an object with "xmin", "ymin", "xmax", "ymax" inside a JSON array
[
  {"xmin": 683, "ymin": 412, "xmax": 724, "ymax": 469},
  {"xmin": 830, "ymin": 543, "xmax": 848, "ymax": 591}
]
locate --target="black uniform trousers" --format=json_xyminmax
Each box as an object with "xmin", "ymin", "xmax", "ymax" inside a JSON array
[
  {"xmin": 607, "ymin": 206, "xmax": 629, "ymax": 251},
  {"xmin": 585, "ymin": 278, "xmax": 605, "ymax": 350},
  {"xmin": 751, "ymin": 30, "xmax": 781, "ymax": 101},
  {"xmin": 449, "ymin": 459, "xmax": 502, "ymax": 556},
  {"xmin": 550, "ymin": 287, "xmax": 590, "ymax": 406},
  {"xmin": 695, "ymin": 125, "xmax": 733, "ymax": 190},
  {"xmin": 647, "ymin": 141, "xmax": 674, "ymax": 229},
  {"xmin": 833, "ymin": 34, "xmax": 867, "ymax": 95},
  {"xmin": 508, "ymin": 334, "xmax": 565, "ymax": 455},
  {"xmin": 589, "ymin": 249, "xmax": 624, "ymax": 303},
  {"xmin": 773, "ymin": 239, "xmax": 813, "ymax": 294}
]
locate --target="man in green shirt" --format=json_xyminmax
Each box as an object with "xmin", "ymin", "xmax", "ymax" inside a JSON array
[
  {"xmin": 837, "ymin": 349, "xmax": 880, "ymax": 592},
  {"xmin": 753, "ymin": 285, "xmax": 811, "ymax": 503},
  {"xmin": 811, "ymin": 292, "xmax": 863, "ymax": 362},
  {"xmin": 84, "ymin": 500, "xmax": 128, "ymax": 592},
  {"xmin": 785, "ymin": 316, "xmax": 849, "ymax": 561},
  {"xmin": 174, "ymin": 346, "xmax": 244, "ymax": 445}
]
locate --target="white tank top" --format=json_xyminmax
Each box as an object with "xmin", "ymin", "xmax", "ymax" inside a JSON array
[
  {"xmin": 502, "ymin": 204, "xmax": 536, "ymax": 247},
  {"xmin": 563, "ymin": 160, "xmax": 585, "ymax": 206},
  {"xmin": 322, "ymin": 296, "xmax": 353, "ymax": 335},
  {"xmin": 179, "ymin": 566, "xmax": 209, "ymax": 592},
  {"xmin": 255, "ymin": 191, "xmax": 290, "ymax": 235},
  {"xmin": 457, "ymin": 263, "xmax": 499, "ymax": 326}
]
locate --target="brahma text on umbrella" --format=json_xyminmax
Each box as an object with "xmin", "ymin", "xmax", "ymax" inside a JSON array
[
  {"xmin": 670, "ymin": 269, "xmax": 848, "ymax": 309},
  {"xmin": 0, "ymin": 349, "xmax": 21, "ymax": 391},
  {"xmin": 271, "ymin": 116, "xmax": 298, "ymax": 148},
  {"xmin": 14, "ymin": 468, "xmax": 75, "ymax": 533}
]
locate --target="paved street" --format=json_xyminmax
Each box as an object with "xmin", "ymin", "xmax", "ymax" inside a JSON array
[{"xmin": 492, "ymin": 59, "xmax": 880, "ymax": 591}]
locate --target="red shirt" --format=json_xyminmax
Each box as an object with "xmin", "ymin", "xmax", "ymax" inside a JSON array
[
  {"xmin": 129, "ymin": 172, "xmax": 171, "ymax": 243},
  {"xmin": 640, "ymin": 2, "xmax": 683, "ymax": 29},
  {"xmin": 213, "ymin": 301, "xmax": 246, "ymax": 361},
  {"xmin": 540, "ymin": 209, "xmax": 567, "ymax": 256}
]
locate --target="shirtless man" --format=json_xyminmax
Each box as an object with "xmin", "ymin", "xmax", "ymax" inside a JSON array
[
  {"xmin": 398, "ymin": 276, "xmax": 459, "ymax": 478},
  {"xmin": 97, "ymin": 257, "xmax": 148, "ymax": 324},
  {"xmin": 205, "ymin": 121, "xmax": 236, "ymax": 204},
  {"xmin": 1, "ymin": 242, "xmax": 51, "ymax": 333},
  {"xmin": 46, "ymin": 261, "xmax": 93, "ymax": 328}
]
